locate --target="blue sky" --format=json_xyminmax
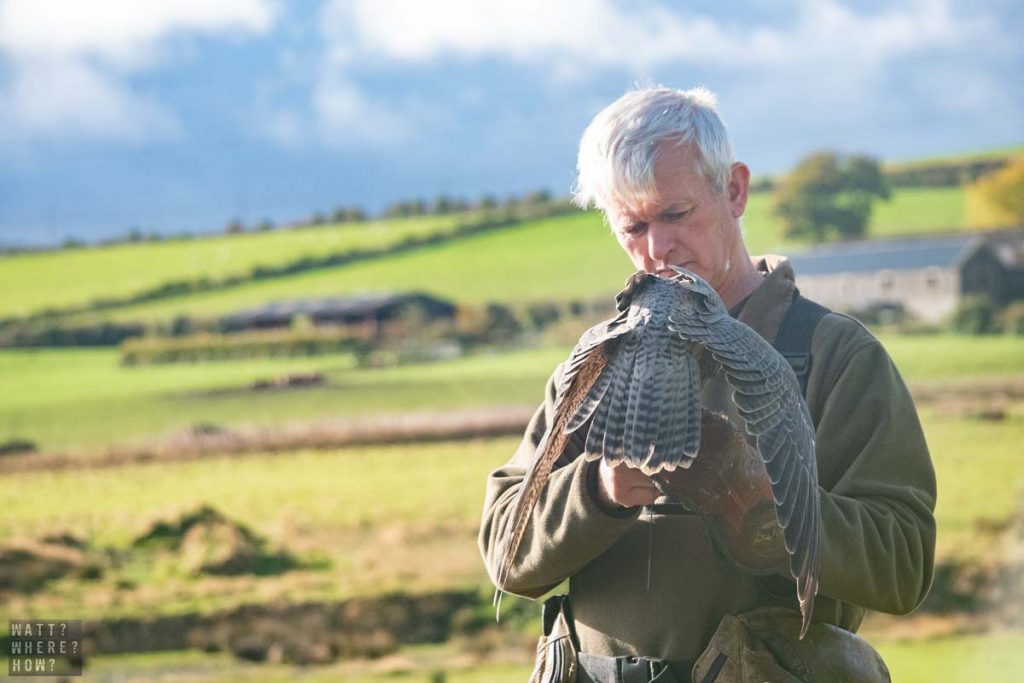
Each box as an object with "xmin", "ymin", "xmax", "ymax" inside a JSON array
[{"xmin": 0, "ymin": 0, "xmax": 1021, "ymax": 247}]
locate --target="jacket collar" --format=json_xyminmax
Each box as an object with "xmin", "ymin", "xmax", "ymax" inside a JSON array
[{"xmin": 736, "ymin": 255, "xmax": 798, "ymax": 344}]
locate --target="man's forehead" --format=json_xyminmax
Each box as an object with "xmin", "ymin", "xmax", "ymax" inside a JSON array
[
  {"xmin": 607, "ymin": 201, "xmax": 653, "ymax": 224},
  {"xmin": 607, "ymin": 193, "xmax": 693, "ymax": 223}
]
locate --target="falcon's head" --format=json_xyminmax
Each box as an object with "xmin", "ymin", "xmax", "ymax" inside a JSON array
[
  {"xmin": 668, "ymin": 265, "xmax": 717, "ymax": 297},
  {"xmin": 615, "ymin": 270, "xmax": 660, "ymax": 312}
]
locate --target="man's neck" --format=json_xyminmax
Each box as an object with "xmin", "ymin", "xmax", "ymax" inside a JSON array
[{"xmin": 717, "ymin": 261, "xmax": 765, "ymax": 309}]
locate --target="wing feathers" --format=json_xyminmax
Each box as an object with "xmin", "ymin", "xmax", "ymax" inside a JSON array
[
  {"xmin": 672, "ymin": 309, "xmax": 820, "ymax": 637},
  {"xmin": 498, "ymin": 272, "xmax": 819, "ymax": 638}
]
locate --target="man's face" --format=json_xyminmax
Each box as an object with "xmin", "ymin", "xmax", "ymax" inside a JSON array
[{"xmin": 606, "ymin": 142, "xmax": 750, "ymax": 297}]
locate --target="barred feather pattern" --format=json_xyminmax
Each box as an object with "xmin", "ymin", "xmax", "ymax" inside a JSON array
[
  {"xmin": 494, "ymin": 311, "xmax": 631, "ymax": 595},
  {"xmin": 665, "ymin": 267, "xmax": 820, "ymax": 639},
  {"xmin": 494, "ymin": 267, "xmax": 820, "ymax": 638}
]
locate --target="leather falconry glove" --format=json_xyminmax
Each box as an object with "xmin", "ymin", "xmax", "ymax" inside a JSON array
[{"xmin": 651, "ymin": 408, "xmax": 789, "ymax": 573}]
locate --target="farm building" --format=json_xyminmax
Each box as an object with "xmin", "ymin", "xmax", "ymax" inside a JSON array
[
  {"xmin": 220, "ymin": 292, "xmax": 457, "ymax": 335},
  {"xmin": 786, "ymin": 229, "xmax": 1024, "ymax": 323}
]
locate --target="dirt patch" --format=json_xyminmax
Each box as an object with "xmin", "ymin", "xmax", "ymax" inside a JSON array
[
  {"xmin": 0, "ymin": 537, "xmax": 101, "ymax": 593},
  {"xmin": 908, "ymin": 377, "xmax": 1024, "ymax": 404},
  {"xmin": 866, "ymin": 506, "xmax": 1024, "ymax": 639},
  {"xmin": 921, "ymin": 510, "xmax": 1024, "ymax": 626},
  {"xmin": 251, "ymin": 371, "xmax": 326, "ymax": 391},
  {"xmin": 133, "ymin": 505, "xmax": 299, "ymax": 577},
  {"xmin": 73, "ymin": 590, "xmax": 486, "ymax": 663},
  {"xmin": 1, "ymin": 405, "xmax": 535, "ymax": 473}
]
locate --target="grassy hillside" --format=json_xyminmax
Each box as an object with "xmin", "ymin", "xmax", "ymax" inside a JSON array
[
  {"xmin": 48, "ymin": 184, "xmax": 969, "ymax": 327},
  {"xmin": 67, "ymin": 213, "xmax": 635, "ymax": 324},
  {"xmin": 0, "ymin": 215, "xmax": 459, "ymax": 319},
  {"xmin": 743, "ymin": 185, "xmax": 969, "ymax": 251},
  {"xmin": 2, "ymin": 182, "xmax": 973, "ymax": 326},
  {"xmin": 883, "ymin": 144, "xmax": 1024, "ymax": 170}
]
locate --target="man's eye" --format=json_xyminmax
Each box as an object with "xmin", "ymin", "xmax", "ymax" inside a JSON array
[
  {"xmin": 624, "ymin": 222, "xmax": 648, "ymax": 236},
  {"xmin": 665, "ymin": 210, "xmax": 689, "ymax": 221}
]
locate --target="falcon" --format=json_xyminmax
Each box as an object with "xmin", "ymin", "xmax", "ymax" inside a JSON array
[{"xmin": 495, "ymin": 266, "xmax": 821, "ymax": 637}]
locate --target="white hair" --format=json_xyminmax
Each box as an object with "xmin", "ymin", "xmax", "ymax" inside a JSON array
[{"xmin": 572, "ymin": 86, "xmax": 735, "ymax": 213}]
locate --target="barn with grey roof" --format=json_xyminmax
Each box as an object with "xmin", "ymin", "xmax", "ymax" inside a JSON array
[{"xmin": 787, "ymin": 229, "xmax": 1024, "ymax": 323}]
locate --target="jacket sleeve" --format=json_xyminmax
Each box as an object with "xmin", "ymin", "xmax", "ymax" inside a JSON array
[
  {"xmin": 807, "ymin": 316, "xmax": 937, "ymax": 615},
  {"xmin": 478, "ymin": 364, "xmax": 641, "ymax": 599}
]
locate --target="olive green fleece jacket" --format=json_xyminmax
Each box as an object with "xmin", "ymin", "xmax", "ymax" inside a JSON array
[{"xmin": 478, "ymin": 256, "xmax": 937, "ymax": 667}]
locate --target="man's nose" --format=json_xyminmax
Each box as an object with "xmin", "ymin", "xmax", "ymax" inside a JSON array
[{"xmin": 646, "ymin": 223, "xmax": 674, "ymax": 263}]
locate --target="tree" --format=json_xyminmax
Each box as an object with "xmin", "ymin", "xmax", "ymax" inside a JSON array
[
  {"xmin": 774, "ymin": 152, "xmax": 890, "ymax": 242},
  {"xmin": 975, "ymin": 158, "xmax": 1024, "ymax": 224}
]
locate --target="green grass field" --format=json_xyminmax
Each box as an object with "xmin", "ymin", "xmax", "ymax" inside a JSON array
[
  {"xmin": 1, "ymin": 333, "xmax": 1022, "ymax": 624},
  {"xmin": 0, "ymin": 214, "xmax": 460, "ymax": 319},
  {"xmin": 9, "ymin": 185, "xmax": 969, "ymax": 326},
  {"xmin": 876, "ymin": 630, "xmax": 1024, "ymax": 681},
  {"xmin": 0, "ymin": 346, "xmax": 566, "ymax": 450},
  {"xmin": 0, "ymin": 438, "xmax": 516, "ymax": 619},
  {"xmin": 10, "ymin": 629, "xmax": 1024, "ymax": 683},
  {"xmin": 3, "ymin": 403, "xmax": 1021, "ymax": 558},
  {"xmin": 1, "ymin": 648, "xmax": 537, "ymax": 683},
  {"xmin": 0, "ymin": 439, "xmax": 510, "ymax": 549},
  {"xmin": 1, "ymin": 405, "xmax": 1022, "ymax": 670},
  {"xmin": 1, "ymin": 336, "xmax": 1021, "ymax": 677},
  {"xmin": 2, "ymin": 407, "xmax": 1021, "ymax": 619},
  {"xmin": 2, "ymin": 334, "xmax": 1022, "ymax": 452}
]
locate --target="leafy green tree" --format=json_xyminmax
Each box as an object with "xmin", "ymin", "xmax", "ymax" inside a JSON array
[{"xmin": 774, "ymin": 152, "xmax": 890, "ymax": 241}]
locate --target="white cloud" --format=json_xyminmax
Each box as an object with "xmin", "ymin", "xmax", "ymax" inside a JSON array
[
  {"xmin": 303, "ymin": 0, "xmax": 1003, "ymax": 151},
  {"xmin": 0, "ymin": 0, "xmax": 277, "ymax": 142},
  {"xmin": 2, "ymin": 57, "xmax": 180, "ymax": 141},
  {"xmin": 313, "ymin": 75, "xmax": 412, "ymax": 147},
  {"xmin": 321, "ymin": 0, "xmax": 985, "ymax": 74}
]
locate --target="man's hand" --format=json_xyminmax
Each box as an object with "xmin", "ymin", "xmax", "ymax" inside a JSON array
[{"xmin": 595, "ymin": 459, "xmax": 660, "ymax": 510}]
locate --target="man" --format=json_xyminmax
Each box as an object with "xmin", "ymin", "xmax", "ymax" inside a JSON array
[{"xmin": 479, "ymin": 86, "xmax": 936, "ymax": 681}]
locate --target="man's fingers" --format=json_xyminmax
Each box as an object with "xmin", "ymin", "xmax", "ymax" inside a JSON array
[{"xmin": 598, "ymin": 459, "xmax": 660, "ymax": 508}]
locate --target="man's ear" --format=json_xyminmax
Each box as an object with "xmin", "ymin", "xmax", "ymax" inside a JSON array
[{"xmin": 728, "ymin": 162, "xmax": 750, "ymax": 218}]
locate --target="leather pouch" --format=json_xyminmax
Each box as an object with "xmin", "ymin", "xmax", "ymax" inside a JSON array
[{"xmin": 692, "ymin": 607, "xmax": 891, "ymax": 683}]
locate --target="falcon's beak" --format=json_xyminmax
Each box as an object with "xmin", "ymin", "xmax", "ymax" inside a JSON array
[{"xmin": 668, "ymin": 264, "xmax": 697, "ymax": 283}]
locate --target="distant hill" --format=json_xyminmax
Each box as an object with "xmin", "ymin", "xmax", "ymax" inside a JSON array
[
  {"xmin": 60, "ymin": 184, "xmax": 973, "ymax": 328},
  {"xmin": 1, "ymin": 146, "xmax": 1019, "ymax": 327},
  {"xmin": 0, "ymin": 215, "xmax": 461, "ymax": 320}
]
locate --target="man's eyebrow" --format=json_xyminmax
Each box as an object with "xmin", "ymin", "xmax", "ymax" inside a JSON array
[{"xmin": 656, "ymin": 204, "xmax": 692, "ymax": 219}]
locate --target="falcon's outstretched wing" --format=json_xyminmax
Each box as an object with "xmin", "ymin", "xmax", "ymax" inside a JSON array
[
  {"xmin": 666, "ymin": 266, "xmax": 820, "ymax": 638},
  {"xmin": 493, "ymin": 306, "xmax": 631, "ymax": 595}
]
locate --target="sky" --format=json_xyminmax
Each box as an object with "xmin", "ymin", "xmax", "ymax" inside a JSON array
[{"xmin": 0, "ymin": 0, "xmax": 1021, "ymax": 247}]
